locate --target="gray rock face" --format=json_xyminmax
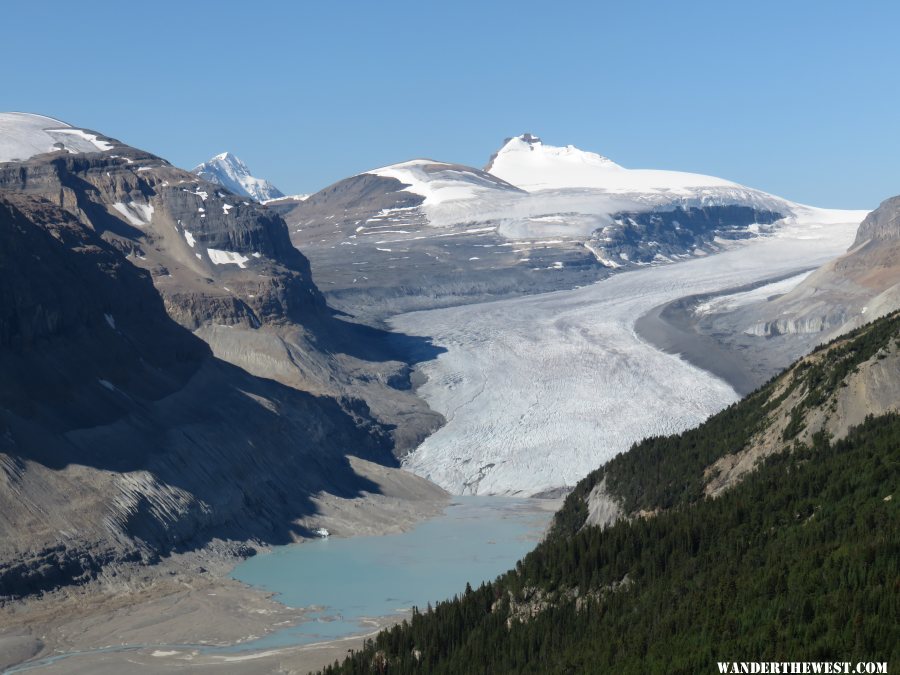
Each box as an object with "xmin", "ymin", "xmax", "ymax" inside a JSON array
[
  {"xmin": 743, "ymin": 311, "xmax": 851, "ymax": 338},
  {"xmin": 0, "ymin": 129, "xmax": 446, "ymax": 599},
  {"xmin": 737, "ymin": 195, "xmax": 900, "ymax": 341},
  {"xmin": 0, "ymin": 195, "xmax": 413, "ymax": 599},
  {"xmin": 853, "ymin": 194, "xmax": 900, "ymax": 246},
  {"xmin": 0, "ymin": 195, "xmax": 208, "ymax": 430}
]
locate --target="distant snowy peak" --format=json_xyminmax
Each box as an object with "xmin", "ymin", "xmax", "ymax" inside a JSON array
[
  {"xmin": 0, "ymin": 112, "xmax": 117, "ymax": 163},
  {"xmin": 486, "ymin": 133, "xmax": 750, "ymax": 196},
  {"xmin": 365, "ymin": 159, "xmax": 523, "ymax": 206},
  {"xmin": 485, "ymin": 133, "xmax": 620, "ymax": 177},
  {"xmin": 192, "ymin": 151, "xmax": 284, "ymax": 202}
]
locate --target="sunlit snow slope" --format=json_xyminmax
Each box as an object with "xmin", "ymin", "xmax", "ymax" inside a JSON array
[
  {"xmin": 367, "ymin": 159, "xmax": 523, "ymax": 206},
  {"xmin": 488, "ymin": 133, "xmax": 758, "ymax": 196},
  {"xmin": 0, "ymin": 112, "xmax": 115, "ymax": 162},
  {"xmin": 392, "ymin": 210, "xmax": 867, "ymax": 496}
]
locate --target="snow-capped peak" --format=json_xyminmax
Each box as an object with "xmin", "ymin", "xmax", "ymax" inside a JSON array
[
  {"xmin": 0, "ymin": 112, "xmax": 115, "ymax": 163},
  {"xmin": 485, "ymin": 133, "xmax": 619, "ymax": 178},
  {"xmin": 192, "ymin": 152, "xmax": 284, "ymax": 202},
  {"xmin": 486, "ymin": 133, "xmax": 748, "ymax": 196}
]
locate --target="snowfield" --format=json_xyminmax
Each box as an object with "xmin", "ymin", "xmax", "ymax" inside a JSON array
[
  {"xmin": 351, "ymin": 135, "xmax": 806, "ymax": 246},
  {"xmin": 0, "ymin": 112, "xmax": 115, "ymax": 162},
  {"xmin": 488, "ymin": 133, "xmax": 750, "ymax": 195},
  {"xmin": 391, "ymin": 209, "xmax": 868, "ymax": 496},
  {"xmin": 367, "ymin": 159, "xmax": 521, "ymax": 206}
]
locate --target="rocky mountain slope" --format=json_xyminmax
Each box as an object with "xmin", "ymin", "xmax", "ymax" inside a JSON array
[
  {"xmin": 323, "ymin": 310, "xmax": 900, "ymax": 674},
  {"xmin": 670, "ymin": 193, "xmax": 900, "ymax": 392},
  {"xmin": 569, "ymin": 310, "xmax": 900, "ymax": 523},
  {"xmin": 192, "ymin": 151, "xmax": 285, "ymax": 202},
  {"xmin": 0, "ymin": 112, "xmax": 441, "ymax": 454},
  {"xmin": 743, "ymin": 193, "xmax": 900, "ymax": 339},
  {"xmin": 279, "ymin": 134, "xmax": 864, "ymax": 323},
  {"xmin": 0, "ymin": 115, "xmax": 446, "ymax": 599}
]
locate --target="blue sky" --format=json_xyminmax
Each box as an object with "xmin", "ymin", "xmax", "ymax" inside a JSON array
[{"xmin": 4, "ymin": 0, "xmax": 898, "ymax": 208}]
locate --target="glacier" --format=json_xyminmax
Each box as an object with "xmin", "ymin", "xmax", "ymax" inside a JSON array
[{"xmin": 392, "ymin": 209, "xmax": 866, "ymax": 496}]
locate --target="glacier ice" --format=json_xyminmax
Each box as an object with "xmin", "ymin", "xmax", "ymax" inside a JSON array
[{"xmin": 392, "ymin": 210, "xmax": 865, "ymax": 496}]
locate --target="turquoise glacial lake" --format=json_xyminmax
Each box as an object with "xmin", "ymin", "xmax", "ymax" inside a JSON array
[
  {"xmin": 3, "ymin": 497, "xmax": 554, "ymax": 673},
  {"xmin": 229, "ymin": 496, "xmax": 555, "ymax": 649}
]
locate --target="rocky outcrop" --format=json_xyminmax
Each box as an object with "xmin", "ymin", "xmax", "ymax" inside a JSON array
[
  {"xmin": 742, "ymin": 195, "xmax": 900, "ymax": 340},
  {"xmin": 583, "ymin": 478, "xmax": 623, "ymax": 529},
  {"xmin": 743, "ymin": 310, "xmax": 851, "ymax": 338},
  {"xmin": 853, "ymin": 195, "xmax": 900, "ymax": 245}
]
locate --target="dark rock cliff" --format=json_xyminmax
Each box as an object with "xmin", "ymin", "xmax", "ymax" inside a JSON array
[{"xmin": 0, "ymin": 194, "xmax": 404, "ymax": 599}]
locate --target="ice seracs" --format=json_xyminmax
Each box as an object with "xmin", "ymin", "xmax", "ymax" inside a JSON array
[{"xmin": 193, "ymin": 151, "xmax": 284, "ymax": 202}]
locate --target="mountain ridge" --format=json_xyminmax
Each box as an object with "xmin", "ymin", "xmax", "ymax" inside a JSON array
[
  {"xmin": 0, "ymin": 114, "xmax": 447, "ymax": 600},
  {"xmin": 281, "ymin": 132, "xmax": 861, "ymax": 324}
]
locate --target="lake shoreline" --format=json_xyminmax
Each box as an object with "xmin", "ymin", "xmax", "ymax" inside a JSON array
[
  {"xmin": 2, "ymin": 496, "xmax": 558, "ymax": 675},
  {"xmin": 0, "ymin": 457, "xmax": 451, "ymax": 674}
]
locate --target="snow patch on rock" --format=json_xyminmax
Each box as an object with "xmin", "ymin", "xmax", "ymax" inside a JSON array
[{"xmin": 207, "ymin": 248, "xmax": 250, "ymax": 268}]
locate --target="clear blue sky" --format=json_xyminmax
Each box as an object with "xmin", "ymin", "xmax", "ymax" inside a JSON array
[{"xmin": 4, "ymin": 0, "xmax": 898, "ymax": 208}]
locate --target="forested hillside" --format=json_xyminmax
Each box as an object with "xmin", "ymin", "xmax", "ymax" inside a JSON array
[{"xmin": 321, "ymin": 313, "xmax": 900, "ymax": 674}]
